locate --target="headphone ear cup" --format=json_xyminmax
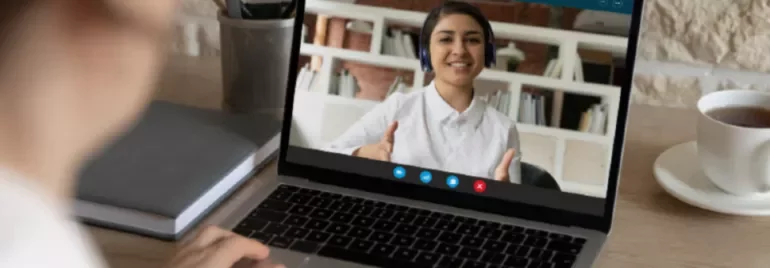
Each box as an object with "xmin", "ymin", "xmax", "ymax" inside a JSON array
[
  {"xmin": 420, "ymin": 48, "xmax": 432, "ymax": 72},
  {"xmin": 485, "ymin": 42, "xmax": 496, "ymax": 68}
]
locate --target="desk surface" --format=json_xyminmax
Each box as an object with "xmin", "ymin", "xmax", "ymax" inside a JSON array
[{"xmin": 87, "ymin": 56, "xmax": 770, "ymax": 268}]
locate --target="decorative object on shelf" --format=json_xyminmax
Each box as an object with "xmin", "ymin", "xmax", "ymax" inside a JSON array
[
  {"xmin": 495, "ymin": 42, "xmax": 526, "ymax": 72},
  {"xmin": 346, "ymin": 20, "xmax": 373, "ymax": 34}
]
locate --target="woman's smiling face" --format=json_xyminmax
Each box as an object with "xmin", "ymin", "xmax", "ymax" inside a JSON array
[{"xmin": 429, "ymin": 13, "xmax": 486, "ymax": 88}]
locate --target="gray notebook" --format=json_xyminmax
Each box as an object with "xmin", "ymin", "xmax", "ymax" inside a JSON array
[{"xmin": 75, "ymin": 101, "xmax": 281, "ymax": 240}]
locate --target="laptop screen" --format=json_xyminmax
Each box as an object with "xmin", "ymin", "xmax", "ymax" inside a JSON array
[{"xmin": 285, "ymin": 0, "xmax": 635, "ymax": 217}]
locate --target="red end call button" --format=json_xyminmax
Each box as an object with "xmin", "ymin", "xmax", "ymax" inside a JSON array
[{"xmin": 473, "ymin": 180, "xmax": 487, "ymax": 193}]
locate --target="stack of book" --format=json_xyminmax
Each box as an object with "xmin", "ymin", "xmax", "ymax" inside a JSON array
[
  {"xmin": 478, "ymin": 89, "xmax": 514, "ymax": 117},
  {"xmin": 382, "ymin": 28, "xmax": 417, "ymax": 59},
  {"xmin": 295, "ymin": 63, "xmax": 317, "ymax": 91},
  {"xmin": 331, "ymin": 69, "xmax": 359, "ymax": 98},
  {"xmin": 518, "ymin": 92, "xmax": 548, "ymax": 126},
  {"xmin": 578, "ymin": 103, "xmax": 608, "ymax": 134}
]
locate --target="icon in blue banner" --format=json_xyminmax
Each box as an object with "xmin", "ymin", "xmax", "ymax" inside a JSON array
[
  {"xmin": 420, "ymin": 171, "xmax": 432, "ymax": 184},
  {"xmin": 446, "ymin": 175, "xmax": 459, "ymax": 189},
  {"xmin": 393, "ymin": 166, "xmax": 406, "ymax": 179}
]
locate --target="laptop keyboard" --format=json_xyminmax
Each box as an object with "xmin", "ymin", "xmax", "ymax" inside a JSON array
[{"xmin": 232, "ymin": 184, "xmax": 585, "ymax": 268}]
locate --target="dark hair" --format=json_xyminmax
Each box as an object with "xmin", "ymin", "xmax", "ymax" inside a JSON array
[{"xmin": 419, "ymin": 1, "xmax": 494, "ymax": 52}]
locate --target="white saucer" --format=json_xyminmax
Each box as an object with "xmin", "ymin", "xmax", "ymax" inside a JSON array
[{"xmin": 653, "ymin": 141, "xmax": 770, "ymax": 216}]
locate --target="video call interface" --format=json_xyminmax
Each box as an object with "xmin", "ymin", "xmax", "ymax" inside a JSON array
[{"xmin": 287, "ymin": 0, "xmax": 633, "ymax": 216}]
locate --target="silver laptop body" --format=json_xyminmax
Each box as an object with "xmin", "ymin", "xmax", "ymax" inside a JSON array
[{"xmin": 220, "ymin": 1, "xmax": 645, "ymax": 267}]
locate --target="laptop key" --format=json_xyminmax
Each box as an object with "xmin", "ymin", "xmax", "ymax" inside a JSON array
[
  {"xmin": 347, "ymin": 227, "xmax": 372, "ymax": 239},
  {"xmin": 392, "ymin": 247, "xmax": 419, "ymax": 261},
  {"xmin": 262, "ymin": 223, "xmax": 290, "ymax": 235},
  {"xmin": 436, "ymin": 243, "xmax": 461, "ymax": 255},
  {"xmin": 480, "ymin": 251, "xmax": 506, "ymax": 265},
  {"xmin": 437, "ymin": 232, "xmax": 462, "ymax": 244},
  {"xmin": 483, "ymin": 240, "xmax": 508, "ymax": 252},
  {"xmin": 258, "ymin": 199, "xmax": 293, "ymax": 211},
  {"xmin": 351, "ymin": 216, "xmax": 376, "ymax": 227},
  {"xmin": 414, "ymin": 216, "xmax": 438, "ymax": 227},
  {"xmin": 268, "ymin": 237, "xmax": 293, "ymax": 248},
  {"xmin": 370, "ymin": 231, "xmax": 394, "ymax": 243},
  {"xmin": 284, "ymin": 227, "xmax": 309, "ymax": 239},
  {"xmin": 309, "ymin": 208, "xmax": 334, "ymax": 219},
  {"xmin": 504, "ymin": 256, "xmax": 529, "ymax": 267},
  {"xmin": 415, "ymin": 228, "xmax": 441, "ymax": 239},
  {"xmin": 284, "ymin": 215, "xmax": 309, "ymax": 227},
  {"xmin": 232, "ymin": 227, "xmax": 253, "ymax": 237},
  {"xmin": 393, "ymin": 224, "xmax": 419, "ymax": 235},
  {"xmin": 289, "ymin": 205, "xmax": 313, "ymax": 215},
  {"xmin": 412, "ymin": 239, "xmax": 438, "ymax": 251},
  {"xmin": 327, "ymin": 235, "xmax": 352, "ymax": 247},
  {"xmin": 524, "ymin": 236, "xmax": 548, "ymax": 248},
  {"xmin": 329, "ymin": 212, "xmax": 355, "ymax": 223},
  {"xmin": 249, "ymin": 209, "xmax": 288, "ymax": 222},
  {"xmin": 371, "ymin": 243, "xmax": 397, "ymax": 256},
  {"xmin": 309, "ymin": 197, "xmax": 333, "ymax": 209},
  {"xmin": 372, "ymin": 220, "xmax": 397, "ymax": 232},
  {"xmin": 289, "ymin": 240, "xmax": 320, "ymax": 253},
  {"xmin": 552, "ymin": 252, "xmax": 577, "ymax": 266},
  {"xmin": 277, "ymin": 184, "xmax": 299, "ymax": 192},
  {"xmin": 502, "ymin": 232, "xmax": 526, "ymax": 244},
  {"xmin": 392, "ymin": 235, "xmax": 415, "ymax": 247},
  {"xmin": 305, "ymin": 219, "xmax": 330, "ymax": 230},
  {"xmin": 438, "ymin": 255, "xmax": 464, "ymax": 267},
  {"xmin": 288, "ymin": 194, "xmax": 313, "ymax": 205},
  {"xmin": 573, "ymin": 237, "xmax": 587, "ymax": 245},
  {"xmin": 237, "ymin": 219, "xmax": 268, "ymax": 232},
  {"xmin": 305, "ymin": 231, "xmax": 331, "ymax": 243},
  {"xmin": 461, "ymin": 261, "xmax": 486, "ymax": 268},
  {"xmin": 547, "ymin": 240, "xmax": 582, "ymax": 255},
  {"xmin": 326, "ymin": 223, "xmax": 351, "ymax": 234},
  {"xmin": 460, "ymin": 236, "xmax": 485, "ymax": 248},
  {"xmin": 457, "ymin": 247, "xmax": 483, "ymax": 259},
  {"xmin": 348, "ymin": 239, "xmax": 374, "ymax": 252},
  {"xmin": 414, "ymin": 251, "xmax": 441, "ymax": 264}
]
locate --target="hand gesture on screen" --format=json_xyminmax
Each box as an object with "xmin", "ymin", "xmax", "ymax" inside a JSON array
[
  {"xmin": 353, "ymin": 121, "xmax": 398, "ymax": 162},
  {"xmin": 167, "ymin": 225, "xmax": 285, "ymax": 268},
  {"xmin": 494, "ymin": 149, "xmax": 516, "ymax": 182}
]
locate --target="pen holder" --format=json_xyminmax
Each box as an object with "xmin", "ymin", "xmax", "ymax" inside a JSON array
[{"xmin": 218, "ymin": 12, "xmax": 295, "ymax": 119}]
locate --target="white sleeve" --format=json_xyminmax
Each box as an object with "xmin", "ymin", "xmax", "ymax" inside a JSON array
[
  {"xmin": 321, "ymin": 93, "xmax": 403, "ymax": 156},
  {"xmin": 506, "ymin": 123, "xmax": 523, "ymax": 184}
]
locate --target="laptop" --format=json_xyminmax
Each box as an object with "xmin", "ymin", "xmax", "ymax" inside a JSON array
[{"xmin": 221, "ymin": 0, "xmax": 643, "ymax": 267}]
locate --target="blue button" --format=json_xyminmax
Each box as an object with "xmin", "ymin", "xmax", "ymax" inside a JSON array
[
  {"xmin": 420, "ymin": 171, "xmax": 432, "ymax": 184},
  {"xmin": 446, "ymin": 175, "xmax": 459, "ymax": 188},
  {"xmin": 393, "ymin": 166, "xmax": 406, "ymax": 179}
]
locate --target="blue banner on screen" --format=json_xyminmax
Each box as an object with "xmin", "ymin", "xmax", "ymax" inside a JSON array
[{"xmin": 521, "ymin": 0, "xmax": 633, "ymax": 14}]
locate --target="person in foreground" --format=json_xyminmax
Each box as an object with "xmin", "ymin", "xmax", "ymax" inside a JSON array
[
  {"xmin": 324, "ymin": 1, "xmax": 523, "ymax": 183},
  {"xmin": 0, "ymin": 1, "xmax": 280, "ymax": 267}
]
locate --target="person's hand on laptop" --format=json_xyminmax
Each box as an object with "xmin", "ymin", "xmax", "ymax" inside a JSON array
[
  {"xmin": 167, "ymin": 225, "xmax": 285, "ymax": 268},
  {"xmin": 494, "ymin": 148, "xmax": 517, "ymax": 182},
  {"xmin": 353, "ymin": 121, "xmax": 399, "ymax": 162}
]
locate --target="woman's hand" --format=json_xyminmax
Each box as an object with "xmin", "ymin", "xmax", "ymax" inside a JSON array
[
  {"xmin": 353, "ymin": 121, "xmax": 399, "ymax": 161},
  {"xmin": 166, "ymin": 225, "xmax": 285, "ymax": 268},
  {"xmin": 494, "ymin": 149, "xmax": 516, "ymax": 182}
]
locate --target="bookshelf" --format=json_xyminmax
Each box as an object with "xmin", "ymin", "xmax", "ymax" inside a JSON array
[{"xmin": 293, "ymin": 0, "xmax": 629, "ymax": 198}]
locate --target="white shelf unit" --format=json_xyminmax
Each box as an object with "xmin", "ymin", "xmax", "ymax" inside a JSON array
[{"xmin": 296, "ymin": 0, "xmax": 629, "ymax": 198}]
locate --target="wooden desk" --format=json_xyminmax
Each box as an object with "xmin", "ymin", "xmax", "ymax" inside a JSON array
[{"xmin": 87, "ymin": 56, "xmax": 770, "ymax": 268}]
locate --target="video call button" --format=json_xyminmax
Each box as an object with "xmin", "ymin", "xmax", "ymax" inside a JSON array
[
  {"xmin": 446, "ymin": 175, "xmax": 459, "ymax": 189},
  {"xmin": 473, "ymin": 180, "xmax": 487, "ymax": 193},
  {"xmin": 420, "ymin": 171, "xmax": 432, "ymax": 184},
  {"xmin": 393, "ymin": 166, "xmax": 406, "ymax": 179}
]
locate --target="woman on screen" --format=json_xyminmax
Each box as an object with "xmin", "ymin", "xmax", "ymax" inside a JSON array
[{"xmin": 324, "ymin": 1, "xmax": 522, "ymax": 184}]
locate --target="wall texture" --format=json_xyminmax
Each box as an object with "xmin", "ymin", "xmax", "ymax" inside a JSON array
[{"xmin": 173, "ymin": 0, "xmax": 770, "ymax": 108}]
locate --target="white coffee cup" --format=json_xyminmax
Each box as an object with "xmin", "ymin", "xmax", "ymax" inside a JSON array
[{"xmin": 697, "ymin": 89, "xmax": 770, "ymax": 196}]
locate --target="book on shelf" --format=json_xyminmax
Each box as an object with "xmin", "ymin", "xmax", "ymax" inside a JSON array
[
  {"xmin": 382, "ymin": 28, "xmax": 417, "ymax": 59},
  {"xmin": 295, "ymin": 63, "xmax": 317, "ymax": 91},
  {"xmin": 478, "ymin": 89, "xmax": 514, "ymax": 118},
  {"xmin": 334, "ymin": 69, "xmax": 358, "ymax": 98},
  {"xmin": 578, "ymin": 103, "xmax": 608, "ymax": 134},
  {"xmin": 518, "ymin": 91, "xmax": 548, "ymax": 126}
]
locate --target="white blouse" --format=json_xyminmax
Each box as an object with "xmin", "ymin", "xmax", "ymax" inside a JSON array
[
  {"xmin": 0, "ymin": 168, "xmax": 106, "ymax": 268},
  {"xmin": 324, "ymin": 82, "xmax": 522, "ymax": 183}
]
